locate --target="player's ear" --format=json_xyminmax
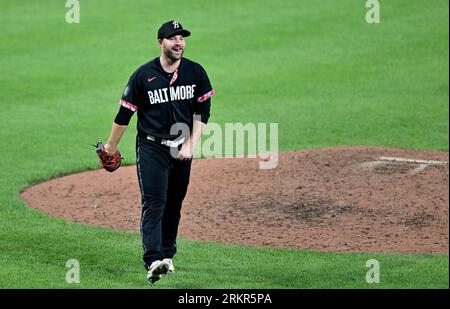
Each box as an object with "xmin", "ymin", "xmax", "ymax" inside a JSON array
[{"xmin": 157, "ymin": 39, "xmax": 163, "ymax": 45}]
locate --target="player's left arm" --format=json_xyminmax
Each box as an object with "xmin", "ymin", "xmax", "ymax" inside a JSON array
[
  {"xmin": 178, "ymin": 119, "xmax": 206, "ymax": 160},
  {"xmin": 178, "ymin": 64, "xmax": 214, "ymax": 160}
]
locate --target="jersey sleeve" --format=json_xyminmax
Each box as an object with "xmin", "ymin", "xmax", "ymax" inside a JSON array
[
  {"xmin": 193, "ymin": 65, "xmax": 214, "ymax": 124},
  {"xmin": 119, "ymin": 70, "xmax": 142, "ymax": 113}
]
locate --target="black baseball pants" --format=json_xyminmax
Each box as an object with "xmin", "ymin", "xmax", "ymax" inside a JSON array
[{"xmin": 136, "ymin": 135, "xmax": 192, "ymax": 269}]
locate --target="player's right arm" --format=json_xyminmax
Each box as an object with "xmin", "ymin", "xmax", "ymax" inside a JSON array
[
  {"xmin": 104, "ymin": 122, "xmax": 128, "ymax": 154},
  {"xmin": 105, "ymin": 69, "xmax": 142, "ymax": 153}
]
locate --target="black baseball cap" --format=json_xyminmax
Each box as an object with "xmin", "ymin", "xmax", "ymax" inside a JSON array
[{"xmin": 157, "ymin": 20, "xmax": 191, "ymax": 40}]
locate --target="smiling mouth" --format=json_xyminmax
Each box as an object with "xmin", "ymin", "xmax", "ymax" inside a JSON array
[{"xmin": 172, "ymin": 47, "xmax": 182, "ymax": 53}]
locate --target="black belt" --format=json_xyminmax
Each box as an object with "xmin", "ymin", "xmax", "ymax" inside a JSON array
[{"xmin": 138, "ymin": 132, "xmax": 185, "ymax": 148}]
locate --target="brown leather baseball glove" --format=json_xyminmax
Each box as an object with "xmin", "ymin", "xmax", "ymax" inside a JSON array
[{"xmin": 95, "ymin": 141, "xmax": 122, "ymax": 172}]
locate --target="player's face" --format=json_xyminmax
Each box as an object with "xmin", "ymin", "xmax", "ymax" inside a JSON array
[{"xmin": 161, "ymin": 35, "xmax": 185, "ymax": 61}]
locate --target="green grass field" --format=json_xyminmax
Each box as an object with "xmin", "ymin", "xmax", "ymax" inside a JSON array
[{"xmin": 0, "ymin": 0, "xmax": 448, "ymax": 288}]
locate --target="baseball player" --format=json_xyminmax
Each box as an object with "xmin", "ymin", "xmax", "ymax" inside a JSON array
[{"xmin": 99, "ymin": 20, "xmax": 214, "ymax": 283}]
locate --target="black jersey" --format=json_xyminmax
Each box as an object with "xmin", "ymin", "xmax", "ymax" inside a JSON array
[{"xmin": 116, "ymin": 57, "xmax": 214, "ymax": 140}]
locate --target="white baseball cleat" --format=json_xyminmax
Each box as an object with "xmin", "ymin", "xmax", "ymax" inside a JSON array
[
  {"xmin": 162, "ymin": 258, "xmax": 175, "ymax": 273},
  {"xmin": 147, "ymin": 260, "xmax": 169, "ymax": 283}
]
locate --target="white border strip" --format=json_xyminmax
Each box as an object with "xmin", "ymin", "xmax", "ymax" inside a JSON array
[{"xmin": 377, "ymin": 157, "xmax": 448, "ymax": 165}]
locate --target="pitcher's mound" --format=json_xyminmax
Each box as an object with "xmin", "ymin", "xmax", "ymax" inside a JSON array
[{"xmin": 21, "ymin": 146, "xmax": 449, "ymax": 253}]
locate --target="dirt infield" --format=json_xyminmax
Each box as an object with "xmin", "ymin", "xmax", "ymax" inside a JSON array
[{"xmin": 21, "ymin": 146, "xmax": 449, "ymax": 254}]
